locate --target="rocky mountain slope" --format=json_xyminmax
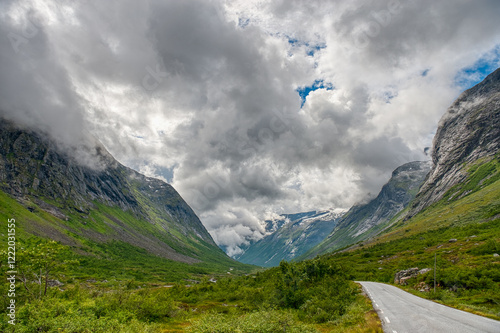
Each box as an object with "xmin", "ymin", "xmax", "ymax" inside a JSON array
[
  {"xmin": 0, "ymin": 119, "xmax": 237, "ymax": 268},
  {"xmin": 304, "ymin": 68, "xmax": 500, "ymax": 260},
  {"xmin": 235, "ymin": 209, "xmax": 345, "ymax": 267},
  {"xmin": 407, "ymin": 68, "xmax": 500, "ymax": 218},
  {"xmin": 302, "ymin": 161, "xmax": 431, "ymax": 259}
]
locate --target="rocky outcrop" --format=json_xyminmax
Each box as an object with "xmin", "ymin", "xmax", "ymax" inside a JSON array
[
  {"xmin": 302, "ymin": 161, "xmax": 431, "ymax": 258},
  {"xmin": 394, "ymin": 267, "xmax": 431, "ymax": 285},
  {"xmin": 408, "ymin": 68, "xmax": 500, "ymax": 217}
]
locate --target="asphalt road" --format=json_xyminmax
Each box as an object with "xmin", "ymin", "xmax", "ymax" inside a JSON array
[{"xmin": 358, "ymin": 281, "xmax": 500, "ymax": 333}]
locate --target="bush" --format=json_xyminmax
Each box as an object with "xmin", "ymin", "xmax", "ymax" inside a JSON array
[{"xmin": 188, "ymin": 310, "xmax": 318, "ymax": 333}]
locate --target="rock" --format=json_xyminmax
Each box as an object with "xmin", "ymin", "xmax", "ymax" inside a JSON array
[
  {"xmin": 48, "ymin": 279, "xmax": 64, "ymax": 287},
  {"xmin": 494, "ymin": 253, "xmax": 499, "ymax": 257},
  {"xmin": 418, "ymin": 268, "xmax": 432, "ymax": 275},
  {"xmin": 449, "ymin": 239, "xmax": 457, "ymax": 243},
  {"xmin": 394, "ymin": 267, "xmax": 419, "ymax": 285},
  {"xmin": 394, "ymin": 267, "xmax": 431, "ymax": 285},
  {"xmin": 416, "ymin": 281, "xmax": 430, "ymax": 292},
  {"xmin": 400, "ymin": 276, "xmax": 413, "ymax": 285}
]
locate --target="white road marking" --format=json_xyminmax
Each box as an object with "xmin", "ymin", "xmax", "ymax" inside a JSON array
[
  {"xmin": 375, "ymin": 303, "xmax": 379, "ymax": 307},
  {"xmin": 385, "ymin": 316, "xmax": 391, "ymax": 323}
]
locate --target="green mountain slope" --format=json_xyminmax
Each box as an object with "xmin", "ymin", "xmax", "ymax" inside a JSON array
[
  {"xmin": 301, "ymin": 161, "xmax": 431, "ymax": 259},
  {"xmin": 0, "ymin": 120, "xmax": 251, "ymax": 280}
]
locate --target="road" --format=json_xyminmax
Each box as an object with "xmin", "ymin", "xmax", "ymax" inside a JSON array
[{"xmin": 358, "ymin": 281, "xmax": 500, "ymax": 333}]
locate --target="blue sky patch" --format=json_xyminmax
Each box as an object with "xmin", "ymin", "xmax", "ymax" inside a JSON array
[
  {"xmin": 287, "ymin": 37, "xmax": 326, "ymax": 57},
  {"xmin": 455, "ymin": 46, "xmax": 500, "ymax": 90},
  {"xmin": 306, "ymin": 44, "xmax": 326, "ymax": 56},
  {"xmin": 296, "ymin": 80, "xmax": 334, "ymax": 107}
]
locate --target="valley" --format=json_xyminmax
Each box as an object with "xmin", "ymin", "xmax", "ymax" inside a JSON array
[{"xmin": 0, "ymin": 1, "xmax": 499, "ymax": 329}]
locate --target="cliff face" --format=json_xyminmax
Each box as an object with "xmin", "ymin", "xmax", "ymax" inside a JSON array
[
  {"xmin": 408, "ymin": 68, "xmax": 500, "ymax": 217},
  {"xmin": 303, "ymin": 161, "xmax": 431, "ymax": 258},
  {"xmin": 0, "ymin": 119, "xmax": 226, "ymax": 264}
]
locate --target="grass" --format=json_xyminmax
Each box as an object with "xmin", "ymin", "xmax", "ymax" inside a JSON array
[{"xmin": 0, "ymin": 255, "xmax": 381, "ymax": 332}]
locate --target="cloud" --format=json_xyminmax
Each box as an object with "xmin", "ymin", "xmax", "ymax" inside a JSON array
[{"xmin": 1, "ymin": 0, "xmax": 499, "ymax": 256}]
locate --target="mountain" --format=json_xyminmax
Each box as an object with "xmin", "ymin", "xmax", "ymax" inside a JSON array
[
  {"xmin": 235, "ymin": 208, "xmax": 346, "ymax": 267},
  {"xmin": 407, "ymin": 68, "xmax": 500, "ymax": 218},
  {"xmin": 319, "ymin": 70, "xmax": 500, "ymax": 319},
  {"xmin": 304, "ymin": 68, "xmax": 500, "ymax": 260},
  {"xmin": 302, "ymin": 161, "xmax": 431, "ymax": 259},
  {"xmin": 0, "ymin": 119, "xmax": 245, "ymax": 278}
]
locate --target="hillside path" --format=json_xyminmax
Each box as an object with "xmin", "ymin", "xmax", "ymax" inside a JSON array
[{"xmin": 357, "ymin": 281, "xmax": 500, "ymax": 333}]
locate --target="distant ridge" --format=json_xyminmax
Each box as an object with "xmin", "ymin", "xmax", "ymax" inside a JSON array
[{"xmin": 235, "ymin": 208, "xmax": 346, "ymax": 267}]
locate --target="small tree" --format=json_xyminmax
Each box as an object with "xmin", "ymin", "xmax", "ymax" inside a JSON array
[{"xmin": 17, "ymin": 240, "xmax": 77, "ymax": 299}]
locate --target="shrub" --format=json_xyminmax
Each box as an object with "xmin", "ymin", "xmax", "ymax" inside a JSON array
[{"xmin": 188, "ymin": 310, "xmax": 318, "ymax": 333}]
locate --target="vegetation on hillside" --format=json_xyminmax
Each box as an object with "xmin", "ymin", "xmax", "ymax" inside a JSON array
[
  {"xmin": 321, "ymin": 156, "xmax": 500, "ymax": 319},
  {"xmin": 0, "ymin": 242, "xmax": 381, "ymax": 332},
  {"xmin": 0, "ymin": 189, "xmax": 251, "ymax": 283}
]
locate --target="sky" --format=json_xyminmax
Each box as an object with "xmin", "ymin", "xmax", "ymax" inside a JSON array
[{"xmin": 1, "ymin": 0, "xmax": 500, "ymax": 257}]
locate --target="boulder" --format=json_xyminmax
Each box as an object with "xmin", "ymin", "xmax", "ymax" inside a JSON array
[
  {"xmin": 48, "ymin": 279, "xmax": 64, "ymax": 287},
  {"xmin": 394, "ymin": 267, "xmax": 419, "ymax": 285},
  {"xmin": 418, "ymin": 268, "xmax": 432, "ymax": 275},
  {"xmin": 416, "ymin": 281, "xmax": 431, "ymax": 292},
  {"xmin": 394, "ymin": 267, "xmax": 431, "ymax": 285}
]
